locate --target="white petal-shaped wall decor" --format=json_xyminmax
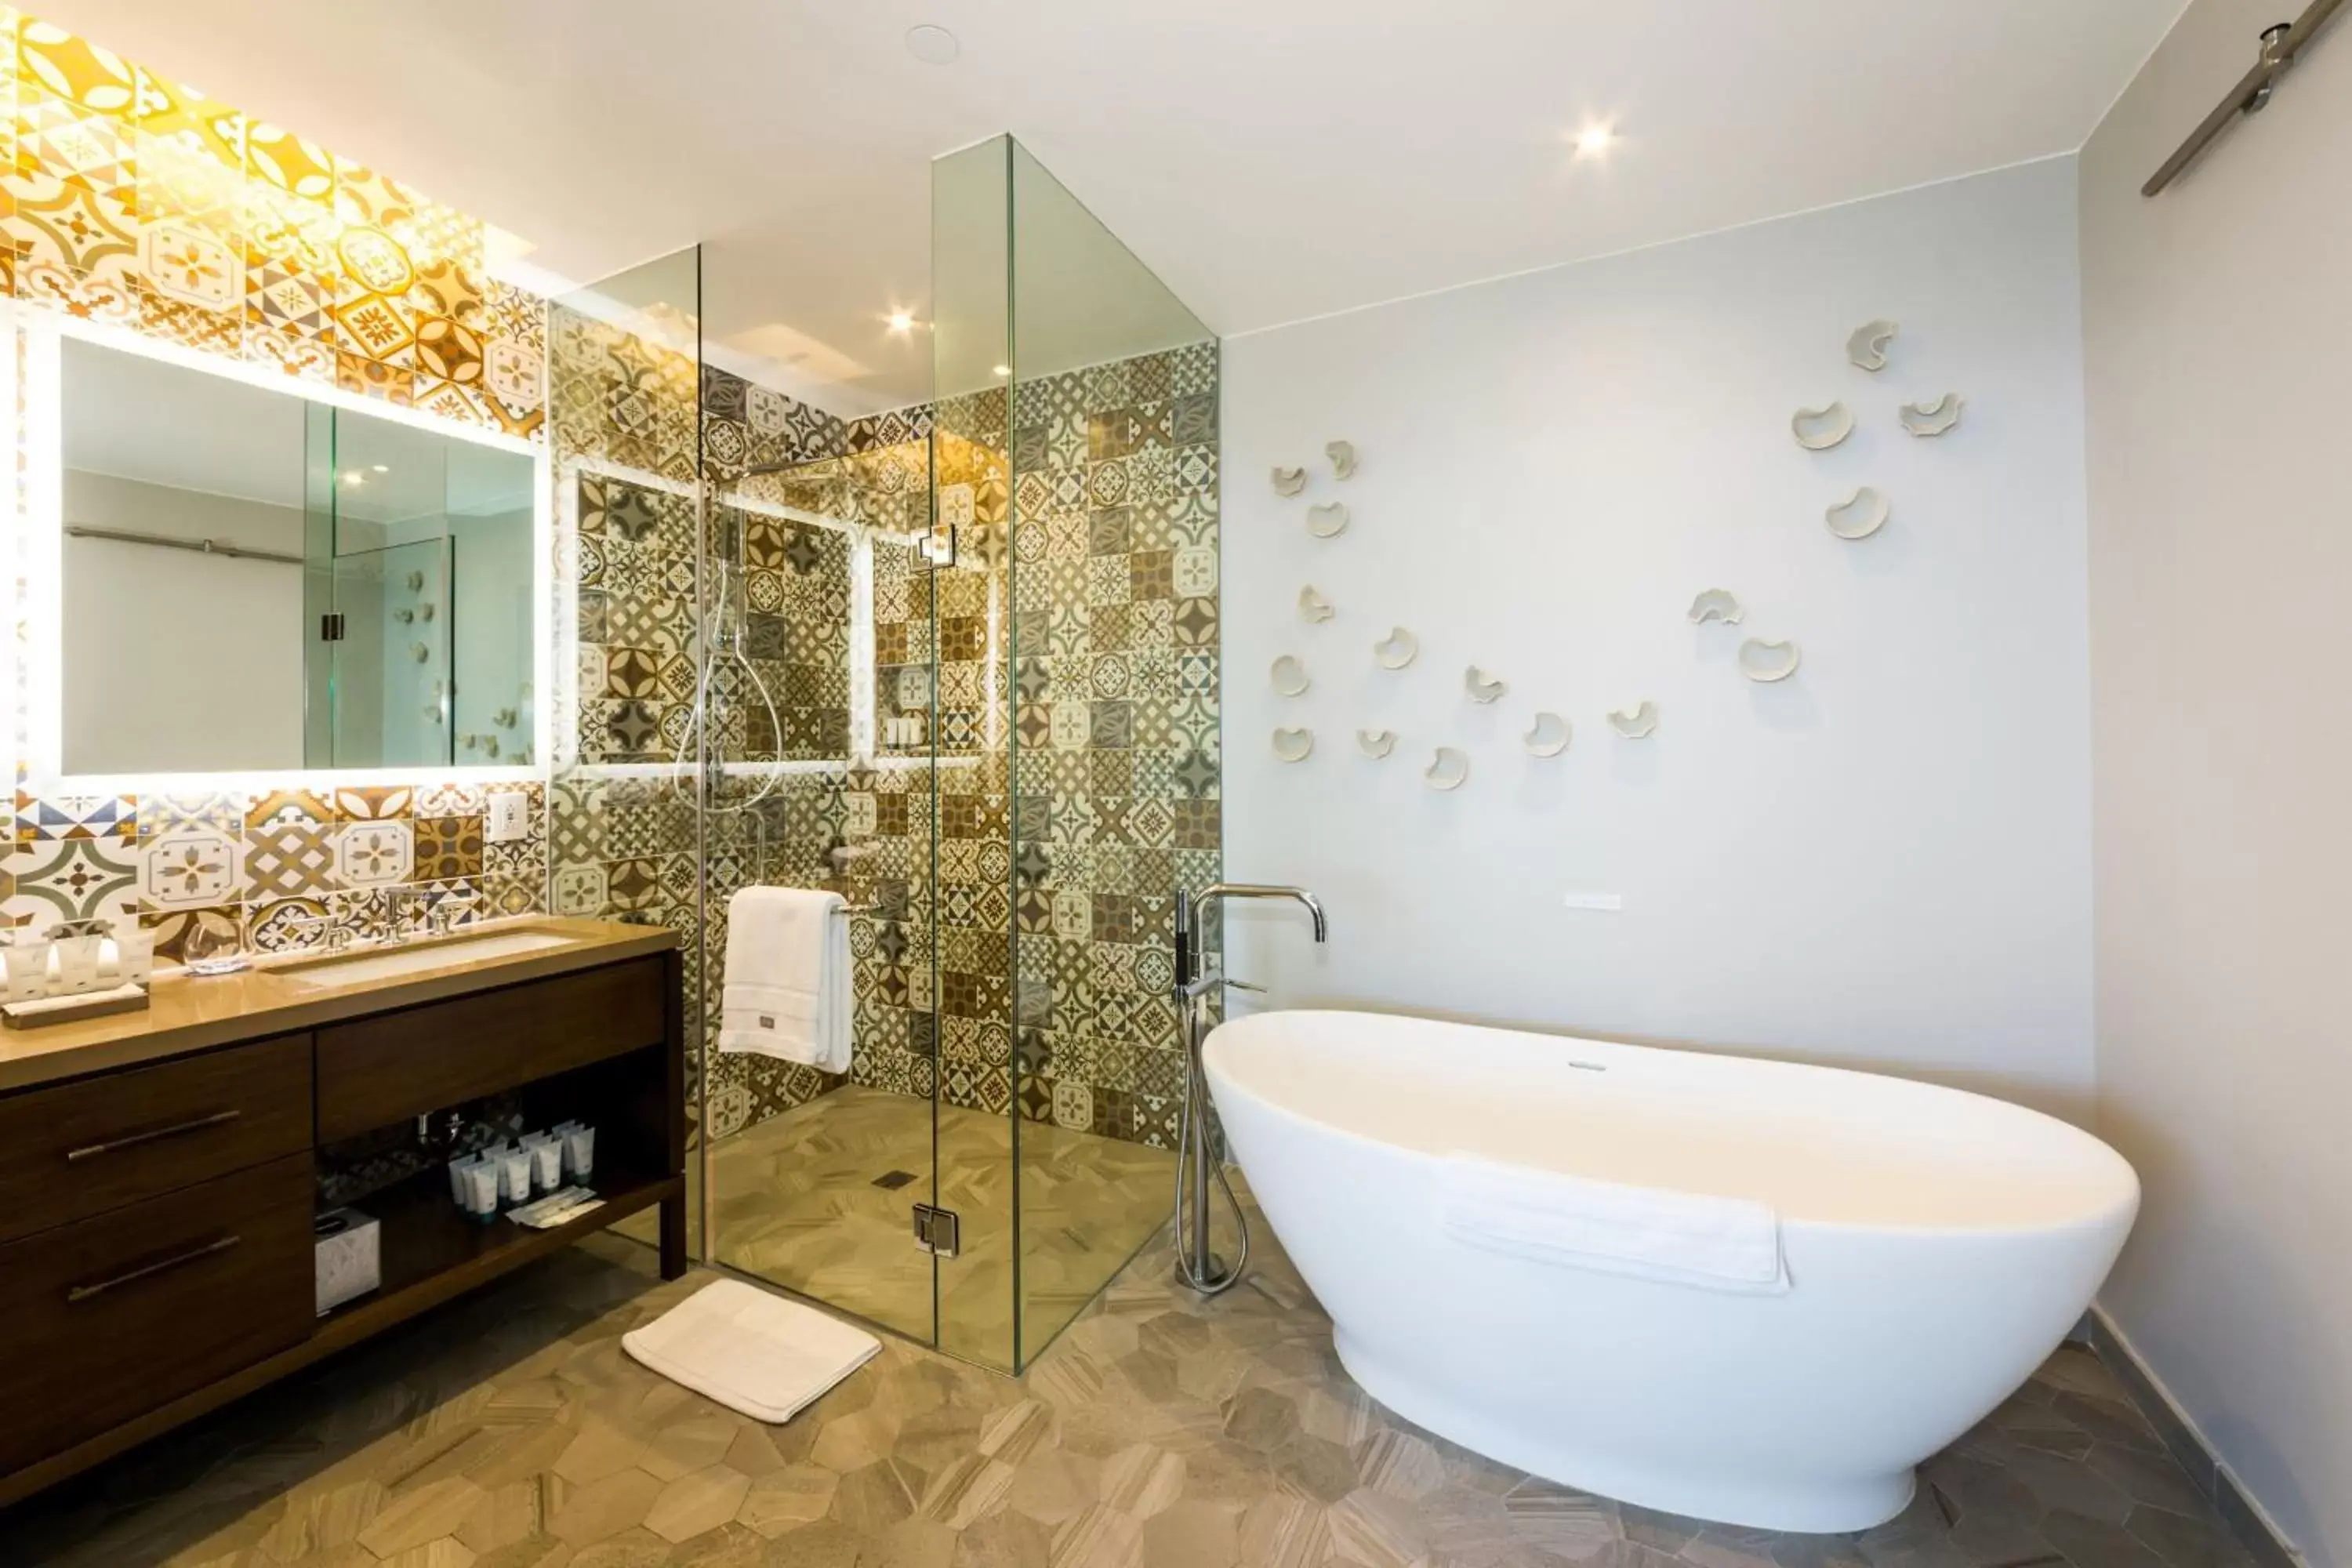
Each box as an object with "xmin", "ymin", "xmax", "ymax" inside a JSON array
[
  {"xmin": 1523, "ymin": 712, "xmax": 1571, "ymax": 757},
  {"xmin": 1326, "ymin": 440, "xmax": 1358, "ymax": 479},
  {"xmin": 1356, "ymin": 728, "xmax": 1396, "ymax": 758},
  {"xmin": 1688, "ymin": 588, "xmax": 1744, "ymax": 626},
  {"xmin": 1271, "ymin": 655, "xmax": 1310, "ymax": 697},
  {"xmin": 1825, "ymin": 485, "xmax": 1890, "ymax": 540},
  {"xmin": 1738, "ymin": 639, "xmax": 1802, "ymax": 683},
  {"xmin": 1465, "ymin": 666, "xmax": 1507, "ymax": 704},
  {"xmin": 1846, "ymin": 319, "xmax": 1898, "ymax": 372},
  {"xmin": 1373, "ymin": 627, "xmax": 1418, "ymax": 670},
  {"xmin": 1306, "ymin": 502, "xmax": 1349, "ymax": 539},
  {"xmin": 1900, "ymin": 394, "xmax": 1964, "ymax": 437},
  {"xmin": 1792, "ymin": 402, "xmax": 1855, "ymax": 450},
  {"xmin": 1272, "ymin": 728, "xmax": 1315, "ymax": 762},
  {"xmin": 1608, "ymin": 702, "xmax": 1660, "ymax": 739},
  {"xmin": 1272, "ymin": 466, "xmax": 1307, "ymax": 496},
  {"xmin": 1298, "ymin": 585, "xmax": 1334, "ymax": 623},
  {"xmin": 1425, "ymin": 747, "xmax": 1470, "ymax": 791}
]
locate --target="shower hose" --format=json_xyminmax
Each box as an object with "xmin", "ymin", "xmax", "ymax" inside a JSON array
[{"xmin": 1171, "ymin": 991, "xmax": 1250, "ymax": 1295}]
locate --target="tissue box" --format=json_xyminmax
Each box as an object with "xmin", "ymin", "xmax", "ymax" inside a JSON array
[{"xmin": 314, "ymin": 1207, "xmax": 381, "ymax": 1316}]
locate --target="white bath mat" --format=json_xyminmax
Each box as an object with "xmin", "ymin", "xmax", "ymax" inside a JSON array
[{"xmin": 622, "ymin": 1279, "xmax": 880, "ymax": 1424}]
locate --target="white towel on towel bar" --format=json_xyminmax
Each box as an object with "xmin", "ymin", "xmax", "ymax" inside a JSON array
[
  {"xmin": 1439, "ymin": 1152, "xmax": 1791, "ymax": 1294},
  {"xmin": 720, "ymin": 886, "xmax": 850, "ymax": 1073}
]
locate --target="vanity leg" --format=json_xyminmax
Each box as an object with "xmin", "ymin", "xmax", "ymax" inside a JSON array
[{"xmin": 659, "ymin": 1193, "xmax": 688, "ymax": 1279}]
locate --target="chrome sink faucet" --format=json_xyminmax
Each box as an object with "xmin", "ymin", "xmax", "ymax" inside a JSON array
[{"xmin": 1169, "ymin": 883, "xmax": 1327, "ymax": 1296}]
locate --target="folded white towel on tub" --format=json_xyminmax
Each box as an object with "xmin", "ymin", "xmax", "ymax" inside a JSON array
[
  {"xmin": 1439, "ymin": 1152, "xmax": 1791, "ymax": 1294},
  {"xmin": 720, "ymin": 886, "xmax": 850, "ymax": 1073}
]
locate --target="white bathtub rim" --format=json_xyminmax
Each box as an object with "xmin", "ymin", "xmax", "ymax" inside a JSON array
[
  {"xmin": 1203, "ymin": 1008, "xmax": 2140, "ymax": 1240},
  {"xmin": 1332, "ymin": 1327, "xmax": 1918, "ymax": 1533}
]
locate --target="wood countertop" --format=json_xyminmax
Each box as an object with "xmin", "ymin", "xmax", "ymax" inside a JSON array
[{"xmin": 0, "ymin": 916, "xmax": 678, "ymax": 1094}]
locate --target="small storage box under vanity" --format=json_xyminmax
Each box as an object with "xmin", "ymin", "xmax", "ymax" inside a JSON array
[{"xmin": 0, "ymin": 918, "xmax": 685, "ymax": 1508}]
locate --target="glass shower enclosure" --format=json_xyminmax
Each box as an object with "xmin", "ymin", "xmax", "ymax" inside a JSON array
[{"xmin": 574, "ymin": 136, "xmax": 1219, "ymax": 1373}]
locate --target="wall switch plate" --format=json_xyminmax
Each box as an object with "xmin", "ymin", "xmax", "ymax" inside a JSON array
[
  {"xmin": 1562, "ymin": 892, "xmax": 1624, "ymax": 912},
  {"xmin": 485, "ymin": 790, "xmax": 529, "ymax": 844}
]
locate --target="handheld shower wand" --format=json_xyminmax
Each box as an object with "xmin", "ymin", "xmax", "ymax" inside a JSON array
[{"xmin": 1170, "ymin": 884, "xmax": 1327, "ymax": 1294}]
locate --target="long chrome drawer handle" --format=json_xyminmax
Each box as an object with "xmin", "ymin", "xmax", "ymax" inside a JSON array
[
  {"xmin": 65, "ymin": 1234, "xmax": 242, "ymax": 1303},
  {"xmin": 64, "ymin": 1109, "xmax": 242, "ymax": 1162}
]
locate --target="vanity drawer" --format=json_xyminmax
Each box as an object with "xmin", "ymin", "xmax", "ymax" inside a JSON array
[
  {"xmin": 316, "ymin": 956, "xmax": 666, "ymax": 1138},
  {"xmin": 0, "ymin": 1033, "xmax": 314, "ymax": 1244},
  {"xmin": 0, "ymin": 1152, "xmax": 313, "ymax": 1475}
]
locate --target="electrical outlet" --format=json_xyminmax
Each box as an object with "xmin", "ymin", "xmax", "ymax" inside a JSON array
[{"xmin": 485, "ymin": 790, "xmax": 529, "ymax": 844}]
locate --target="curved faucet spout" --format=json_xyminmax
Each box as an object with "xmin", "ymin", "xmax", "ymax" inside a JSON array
[
  {"xmin": 1187, "ymin": 883, "xmax": 1328, "ymax": 953},
  {"xmin": 1170, "ymin": 880, "xmax": 1327, "ymax": 1296}
]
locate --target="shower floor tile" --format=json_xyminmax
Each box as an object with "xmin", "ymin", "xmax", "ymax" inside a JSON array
[
  {"xmin": 699, "ymin": 1084, "xmax": 1178, "ymax": 1366},
  {"xmin": 3, "ymin": 1192, "xmax": 2259, "ymax": 1568}
]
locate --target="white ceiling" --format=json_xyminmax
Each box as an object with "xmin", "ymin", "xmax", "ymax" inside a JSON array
[{"xmin": 38, "ymin": 1, "xmax": 2183, "ymax": 415}]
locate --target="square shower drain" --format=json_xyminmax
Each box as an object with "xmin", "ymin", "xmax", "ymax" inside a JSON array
[{"xmin": 870, "ymin": 1170, "xmax": 917, "ymax": 1190}]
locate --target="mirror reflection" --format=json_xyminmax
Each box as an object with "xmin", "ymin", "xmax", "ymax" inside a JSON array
[{"xmin": 59, "ymin": 336, "xmax": 536, "ymax": 775}]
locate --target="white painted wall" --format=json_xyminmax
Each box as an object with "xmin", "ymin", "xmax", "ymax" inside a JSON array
[
  {"xmin": 2081, "ymin": 5, "xmax": 2352, "ymax": 1561},
  {"xmin": 1221, "ymin": 158, "xmax": 2095, "ymax": 1116},
  {"xmin": 61, "ymin": 470, "xmax": 304, "ymax": 775}
]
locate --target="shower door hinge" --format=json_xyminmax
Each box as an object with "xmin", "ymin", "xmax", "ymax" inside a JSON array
[
  {"xmin": 912, "ymin": 1203, "xmax": 960, "ymax": 1258},
  {"xmin": 319, "ymin": 612, "xmax": 346, "ymax": 642}
]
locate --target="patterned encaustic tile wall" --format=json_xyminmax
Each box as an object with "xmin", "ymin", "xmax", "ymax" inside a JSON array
[
  {"xmin": 0, "ymin": 6, "xmax": 1226, "ymax": 1161},
  {"xmin": 0, "ymin": 7, "xmax": 555, "ymax": 965}
]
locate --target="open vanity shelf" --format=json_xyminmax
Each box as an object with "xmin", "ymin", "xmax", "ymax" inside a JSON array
[{"xmin": 0, "ymin": 920, "xmax": 685, "ymax": 1509}]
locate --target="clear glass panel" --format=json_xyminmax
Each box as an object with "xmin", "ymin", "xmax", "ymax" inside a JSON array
[
  {"xmin": 702, "ymin": 436, "xmax": 942, "ymax": 1345},
  {"xmin": 930, "ymin": 136, "xmax": 1015, "ymax": 1370},
  {"xmin": 541, "ymin": 247, "xmax": 723, "ymax": 1265},
  {"xmin": 328, "ymin": 536, "xmax": 448, "ymax": 768},
  {"xmin": 302, "ymin": 402, "xmax": 336, "ymax": 768},
  {"xmin": 1007, "ymin": 139, "xmax": 1214, "ymax": 1366}
]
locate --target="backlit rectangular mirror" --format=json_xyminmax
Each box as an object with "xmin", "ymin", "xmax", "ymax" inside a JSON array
[{"xmin": 39, "ymin": 328, "xmax": 545, "ymax": 782}]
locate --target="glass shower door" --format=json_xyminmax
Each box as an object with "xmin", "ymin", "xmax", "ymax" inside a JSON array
[{"xmin": 327, "ymin": 538, "xmax": 449, "ymax": 768}]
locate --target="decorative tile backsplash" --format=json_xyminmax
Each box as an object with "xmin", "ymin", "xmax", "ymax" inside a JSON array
[{"xmin": 0, "ymin": 6, "xmax": 553, "ymax": 954}]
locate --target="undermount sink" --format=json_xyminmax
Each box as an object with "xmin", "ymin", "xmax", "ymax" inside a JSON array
[{"xmin": 274, "ymin": 925, "xmax": 580, "ymax": 987}]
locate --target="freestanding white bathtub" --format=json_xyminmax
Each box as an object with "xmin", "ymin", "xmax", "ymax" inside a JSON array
[{"xmin": 1203, "ymin": 1010, "xmax": 2139, "ymax": 1532}]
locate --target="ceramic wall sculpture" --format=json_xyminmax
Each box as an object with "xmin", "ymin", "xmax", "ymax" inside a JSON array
[
  {"xmin": 1825, "ymin": 486, "xmax": 1891, "ymax": 540},
  {"xmin": 1846, "ymin": 320, "xmax": 1898, "ymax": 372},
  {"xmin": 1688, "ymin": 588, "xmax": 1744, "ymax": 625},
  {"xmin": 1738, "ymin": 640, "xmax": 1802, "ymax": 682},
  {"xmin": 1523, "ymin": 713, "xmax": 1570, "ymax": 757},
  {"xmin": 1900, "ymin": 394, "xmax": 1964, "ymax": 437},
  {"xmin": 1609, "ymin": 702, "xmax": 1660, "ymax": 739},
  {"xmin": 1792, "ymin": 402, "xmax": 1856, "ymax": 450}
]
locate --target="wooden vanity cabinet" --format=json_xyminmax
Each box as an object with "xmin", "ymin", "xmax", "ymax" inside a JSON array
[{"xmin": 0, "ymin": 940, "xmax": 685, "ymax": 1508}]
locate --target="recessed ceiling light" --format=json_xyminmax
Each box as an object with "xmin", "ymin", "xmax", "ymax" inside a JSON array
[
  {"xmin": 371, "ymin": 464, "xmax": 389, "ymax": 473},
  {"xmin": 342, "ymin": 471, "xmax": 365, "ymax": 485},
  {"xmin": 993, "ymin": 365, "xmax": 1011, "ymax": 377},
  {"xmin": 1573, "ymin": 123, "xmax": 1617, "ymax": 158},
  {"xmin": 905, "ymin": 24, "xmax": 959, "ymax": 65},
  {"xmin": 887, "ymin": 310, "xmax": 916, "ymax": 333}
]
